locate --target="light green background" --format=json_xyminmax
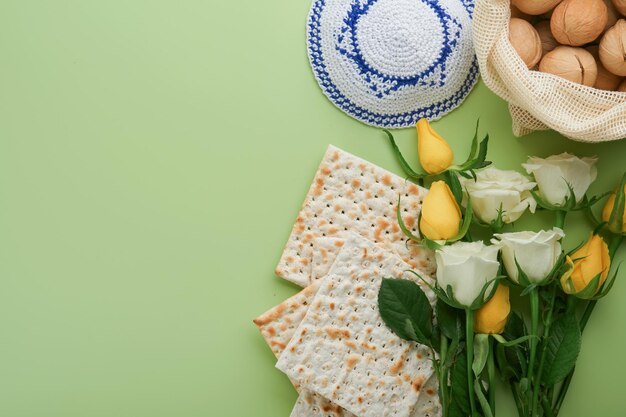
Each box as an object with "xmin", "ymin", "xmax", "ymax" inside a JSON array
[{"xmin": 1, "ymin": 1, "xmax": 625, "ymax": 416}]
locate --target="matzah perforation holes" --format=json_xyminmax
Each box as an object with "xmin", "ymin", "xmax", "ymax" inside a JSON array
[{"xmin": 277, "ymin": 235, "xmax": 435, "ymax": 417}]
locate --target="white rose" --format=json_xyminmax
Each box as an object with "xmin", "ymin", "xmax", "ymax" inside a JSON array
[
  {"xmin": 459, "ymin": 167, "xmax": 537, "ymax": 224},
  {"xmin": 493, "ymin": 228, "xmax": 565, "ymax": 284},
  {"xmin": 435, "ymin": 241, "xmax": 501, "ymax": 308},
  {"xmin": 522, "ymin": 153, "xmax": 597, "ymax": 206}
]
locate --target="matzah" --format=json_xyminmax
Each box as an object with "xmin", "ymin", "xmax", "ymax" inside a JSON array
[
  {"xmin": 276, "ymin": 235, "xmax": 436, "ymax": 417},
  {"xmin": 310, "ymin": 237, "xmax": 345, "ymax": 282},
  {"xmin": 276, "ymin": 145, "xmax": 435, "ymax": 287},
  {"xmin": 254, "ymin": 283, "xmax": 321, "ymax": 359},
  {"xmin": 289, "ymin": 374, "xmax": 440, "ymax": 417},
  {"xmin": 254, "ymin": 243, "xmax": 440, "ymax": 417}
]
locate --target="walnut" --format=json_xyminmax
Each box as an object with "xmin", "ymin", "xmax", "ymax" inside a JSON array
[
  {"xmin": 587, "ymin": 45, "xmax": 623, "ymax": 90},
  {"xmin": 511, "ymin": 0, "xmax": 563, "ymax": 15},
  {"xmin": 551, "ymin": 0, "xmax": 608, "ymax": 46},
  {"xmin": 534, "ymin": 21, "xmax": 559, "ymax": 56},
  {"xmin": 599, "ymin": 19, "xmax": 626, "ymax": 76},
  {"xmin": 509, "ymin": 18, "xmax": 543, "ymax": 68},
  {"xmin": 539, "ymin": 46, "xmax": 598, "ymax": 86}
]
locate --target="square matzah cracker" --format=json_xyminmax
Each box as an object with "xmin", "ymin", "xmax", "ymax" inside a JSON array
[
  {"xmin": 276, "ymin": 145, "xmax": 434, "ymax": 287},
  {"xmin": 276, "ymin": 234, "xmax": 436, "ymax": 417},
  {"xmin": 253, "ymin": 264, "xmax": 440, "ymax": 417},
  {"xmin": 254, "ymin": 283, "xmax": 321, "ymax": 358},
  {"xmin": 310, "ymin": 237, "xmax": 345, "ymax": 282},
  {"xmin": 290, "ymin": 375, "xmax": 440, "ymax": 417}
]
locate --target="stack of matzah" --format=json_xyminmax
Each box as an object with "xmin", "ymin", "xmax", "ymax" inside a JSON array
[
  {"xmin": 255, "ymin": 146, "xmax": 440, "ymax": 417},
  {"xmin": 275, "ymin": 145, "xmax": 435, "ymax": 288}
]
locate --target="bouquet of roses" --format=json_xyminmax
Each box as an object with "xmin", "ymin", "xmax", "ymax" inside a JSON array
[{"xmin": 378, "ymin": 120, "xmax": 625, "ymax": 417}]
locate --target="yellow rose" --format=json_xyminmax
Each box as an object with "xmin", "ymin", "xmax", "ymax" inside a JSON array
[
  {"xmin": 419, "ymin": 181, "xmax": 462, "ymax": 240},
  {"xmin": 475, "ymin": 284, "xmax": 510, "ymax": 334},
  {"xmin": 602, "ymin": 185, "xmax": 626, "ymax": 234},
  {"xmin": 416, "ymin": 118, "xmax": 454, "ymax": 174},
  {"xmin": 561, "ymin": 234, "xmax": 610, "ymax": 294}
]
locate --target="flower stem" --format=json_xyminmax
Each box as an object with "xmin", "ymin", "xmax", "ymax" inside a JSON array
[
  {"xmin": 532, "ymin": 287, "xmax": 556, "ymax": 417},
  {"xmin": 466, "ymin": 309, "xmax": 478, "ymax": 417},
  {"xmin": 527, "ymin": 288, "xmax": 540, "ymax": 383},
  {"xmin": 555, "ymin": 210, "xmax": 566, "ymax": 229},
  {"xmin": 511, "ymin": 383, "xmax": 525, "ymax": 417},
  {"xmin": 439, "ymin": 335, "xmax": 449, "ymax": 417},
  {"xmin": 542, "ymin": 396, "xmax": 555, "ymax": 417},
  {"xmin": 487, "ymin": 338, "xmax": 496, "ymax": 416},
  {"xmin": 608, "ymin": 235, "xmax": 624, "ymax": 262},
  {"xmin": 553, "ymin": 235, "xmax": 624, "ymax": 416}
]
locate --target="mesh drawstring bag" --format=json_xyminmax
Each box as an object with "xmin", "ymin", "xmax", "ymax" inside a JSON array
[{"xmin": 473, "ymin": 0, "xmax": 626, "ymax": 142}]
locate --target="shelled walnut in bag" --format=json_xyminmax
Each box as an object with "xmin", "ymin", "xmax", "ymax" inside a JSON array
[{"xmin": 508, "ymin": 0, "xmax": 626, "ymax": 91}]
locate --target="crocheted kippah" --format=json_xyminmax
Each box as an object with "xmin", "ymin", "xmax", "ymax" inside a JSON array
[{"xmin": 307, "ymin": 0, "xmax": 478, "ymax": 128}]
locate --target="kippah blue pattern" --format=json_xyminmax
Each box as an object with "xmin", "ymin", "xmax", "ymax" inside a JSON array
[{"xmin": 307, "ymin": 0, "xmax": 479, "ymax": 128}]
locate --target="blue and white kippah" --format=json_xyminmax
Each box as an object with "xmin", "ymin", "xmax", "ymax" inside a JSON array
[{"xmin": 307, "ymin": 0, "xmax": 478, "ymax": 128}]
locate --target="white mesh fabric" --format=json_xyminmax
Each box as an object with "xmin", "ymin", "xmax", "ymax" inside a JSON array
[{"xmin": 473, "ymin": 0, "xmax": 626, "ymax": 142}]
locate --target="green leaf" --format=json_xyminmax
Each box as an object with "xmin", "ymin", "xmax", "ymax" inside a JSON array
[
  {"xmin": 405, "ymin": 270, "xmax": 464, "ymax": 309},
  {"xmin": 519, "ymin": 377, "xmax": 530, "ymax": 397},
  {"xmin": 591, "ymin": 263, "xmax": 622, "ymax": 300},
  {"xmin": 455, "ymin": 125, "xmax": 491, "ymax": 172},
  {"xmin": 608, "ymin": 171, "xmax": 626, "ymax": 234},
  {"xmin": 458, "ymin": 170, "xmax": 473, "ymax": 179},
  {"xmin": 421, "ymin": 235, "xmax": 444, "ymax": 251},
  {"xmin": 383, "ymin": 130, "xmax": 424, "ymax": 181},
  {"xmin": 581, "ymin": 191, "xmax": 612, "ymax": 210},
  {"xmin": 475, "ymin": 135, "xmax": 490, "ymax": 168},
  {"xmin": 437, "ymin": 299, "xmax": 464, "ymax": 341},
  {"xmin": 563, "ymin": 181, "xmax": 578, "ymax": 211},
  {"xmin": 505, "ymin": 312, "xmax": 527, "ymax": 340},
  {"xmin": 492, "ymin": 334, "xmax": 537, "ymax": 347},
  {"xmin": 448, "ymin": 343, "xmax": 470, "ymax": 416},
  {"xmin": 514, "ymin": 256, "xmax": 533, "ymax": 289},
  {"xmin": 531, "ymin": 189, "xmax": 572, "ymax": 212},
  {"xmin": 446, "ymin": 170, "xmax": 463, "ymax": 205},
  {"xmin": 378, "ymin": 278, "xmax": 433, "ymax": 345},
  {"xmin": 469, "ymin": 276, "xmax": 506, "ymax": 310},
  {"xmin": 542, "ymin": 314, "xmax": 582, "ymax": 386},
  {"xmin": 586, "ymin": 204, "xmax": 603, "ymax": 228},
  {"xmin": 564, "ymin": 272, "xmax": 602, "ymax": 299},
  {"xmin": 463, "ymin": 119, "xmax": 480, "ymax": 164},
  {"xmin": 447, "ymin": 198, "xmax": 474, "ymax": 244},
  {"xmin": 474, "ymin": 378, "xmax": 494, "ymax": 417},
  {"xmin": 473, "ymin": 334, "xmax": 490, "ymax": 376},
  {"xmin": 496, "ymin": 313, "xmax": 528, "ymax": 381},
  {"xmin": 520, "ymin": 283, "xmax": 537, "ymax": 297}
]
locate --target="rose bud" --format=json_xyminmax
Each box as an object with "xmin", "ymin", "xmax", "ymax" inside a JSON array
[
  {"xmin": 602, "ymin": 185, "xmax": 626, "ymax": 235},
  {"xmin": 435, "ymin": 241, "xmax": 501, "ymax": 308},
  {"xmin": 493, "ymin": 228, "xmax": 565, "ymax": 285},
  {"xmin": 561, "ymin": 234, "xmax": 610, "ymax": 295},
  {"xmin": 523, "ymin": 153, "xmax": 597, "ymax": 207},
  {"xmin": 416, "ymin": 118, "xmax": 454, "ymax": 174},
  {"xmin": 475, "ymin": 284, "xmax": 511, "ymax": 334},
  {"xmin": 459, "ymin": 167, "xmax": 537, "ymax": 224},
  {"xmin": 420, "ymin": 181, "xmax": 462, "ymax": 240}
]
